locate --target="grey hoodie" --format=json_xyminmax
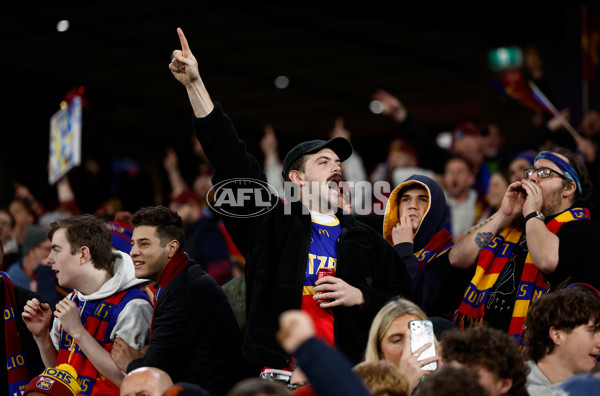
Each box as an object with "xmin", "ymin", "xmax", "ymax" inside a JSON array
[
  {"xmin": 526, "ymin": 360, "xmax": 563, "ymax": 396},
  {"xmin": 51, "ymin": 251, "xmax": 153, "ymax": 350}
]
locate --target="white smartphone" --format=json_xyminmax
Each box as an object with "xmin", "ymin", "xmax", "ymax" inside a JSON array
[{"xmin": 409, "ymin": 319, "xmax": 437, "ymax": 371}]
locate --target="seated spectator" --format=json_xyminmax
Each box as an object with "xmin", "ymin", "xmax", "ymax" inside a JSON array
[
  {"xmin": 363, "ymin": 297, "xmax": 441, "ymax": 393},
  {"xmin": 23, "ymin": 364, "xmax": 81, "ymax": 396},
  {"xmin": 7, "ymin": 225, "xmax": 50, "ymax": 291},
  {"xmin": 6, "ymin": 224, "xmax": 68, "ymax": 309},
  {"xmin": 476, "ymin": 170, "xmax": 509, "ymax": 223},
  {"xmin": 507, "ymin": 150, "xmax": 536, "ymax": 183},
  {"xmin": 414, "ymin": 365, "xmax": 487, "ymax": 396},
  {"xmin": 524, "ymin": 283, "xmax": 600, "ymax": 395},
  {"xmin": 353, "ymin": 360, "xmax": 410, "ymax": 396},
  {"xmin": 442, "ymin": 156, "xmax": 485, "ymax": 241},
  {"xmin": 370, "ymin": 138, "xmax": 437, "ymax": 187},
  {"xmin": 8, "ymin": 196, "xmax": 38, "ymax": 253},
  {"xmin": 440, "ymin": 325, "xmax": 529, "ymax": 396},
  {"xmin": 120, "ymin": 366, "xmax": 174, "ymax": 396}
]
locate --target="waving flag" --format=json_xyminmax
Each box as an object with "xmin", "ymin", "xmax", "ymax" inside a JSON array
[{"xmin": 489, "ymin": 70, "xmax": 554, "ymax": 115}]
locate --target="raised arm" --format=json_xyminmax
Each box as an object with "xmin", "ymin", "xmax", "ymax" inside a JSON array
[
  {"xmin": 518, "ymin": 179, "xmax": 561, "ymax": 274},
  {"xmin": 163, "ymin": 147, "xmax": 189, "ymax": 196},
  {"xmin": 169, "ymin": 28, "xmax": 214, "ymax": 118},
  {"xmin": 277, "ymin": 310, "xmax": 372, "ymax": 396},
  {"xmin": 449, "ymin": 181, "xmax": 524, "ymax": 268}
]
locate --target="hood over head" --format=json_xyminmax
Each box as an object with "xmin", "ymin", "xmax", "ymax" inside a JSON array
[{"xmin": 383, "ymin": 174, "xmax": 448, "ymax": 252}]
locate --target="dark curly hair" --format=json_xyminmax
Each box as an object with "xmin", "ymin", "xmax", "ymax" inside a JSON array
[
  {"xmin": 440, "ymin": 325, "xmax": 529, "ymax": 396},
  {"xmin": 415, "ymin": 365, "xmax": 486, "ymax": 396},
  {"xmin": 130, "ymin": 205, "xmax": 186, "ymax": 250},
  {"xmin": 524, "ymin": 284, "xmax": 600, "ymax": 363}
]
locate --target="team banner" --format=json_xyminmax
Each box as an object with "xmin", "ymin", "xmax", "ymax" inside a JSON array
[{"xmin": 49, "ymin": 96, "xmax": 82, "ymax": 185}]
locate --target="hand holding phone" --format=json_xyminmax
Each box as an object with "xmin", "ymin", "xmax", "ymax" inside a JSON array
[{"xmin": 409, "ymin": 320, "xmax": 437, "ymax": 371}]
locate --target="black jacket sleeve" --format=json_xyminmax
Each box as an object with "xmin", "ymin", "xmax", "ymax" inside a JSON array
[{"xmin": 294, "ymin": 337, "xmax": 371, "ymax": 396}]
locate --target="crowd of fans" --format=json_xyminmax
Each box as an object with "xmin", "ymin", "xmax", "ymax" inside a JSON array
[{"xmin": 2, "ymin": 27, "xmax": 600, "ymax": 396}]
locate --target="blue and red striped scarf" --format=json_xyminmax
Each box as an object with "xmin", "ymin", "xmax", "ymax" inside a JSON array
[
  {"xmin": 2, "ymin": 271, "xmax": 31, "ymax": 395},
  {"xmin": 454, "ymin": 207, "xmax": 590, "ymax": 350},
  {"xmin": 414, "ymin": 229, "xmax": 454, "ymax": 271},
  {"xmin": 57, "ymin": 287, "xmax": 149, "ymax": 395}
]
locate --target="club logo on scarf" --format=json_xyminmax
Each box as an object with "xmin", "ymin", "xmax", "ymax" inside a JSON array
[{"xmin": 36, "ymin": 376, "xmax": 56, "ymax": 390}]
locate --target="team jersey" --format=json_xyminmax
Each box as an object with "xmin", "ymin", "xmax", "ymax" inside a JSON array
[{"xmin": 301, "ymin": 213, "xmax": 342, "ymax": 347}]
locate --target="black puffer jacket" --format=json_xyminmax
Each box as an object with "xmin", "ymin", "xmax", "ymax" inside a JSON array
[{"xmin": 192, "ymin": 102, "xmax": 411, "ymax": 369}]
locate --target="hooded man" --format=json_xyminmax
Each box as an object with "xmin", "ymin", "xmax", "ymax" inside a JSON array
[{"xmin": 383, "ymin": 174, "xmax": 473, "ymax": 318}]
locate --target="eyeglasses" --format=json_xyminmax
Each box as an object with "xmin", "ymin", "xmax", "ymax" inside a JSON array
[{"xmin": 523, "ymin": 167, "xmax": 567, "ymax": 180}]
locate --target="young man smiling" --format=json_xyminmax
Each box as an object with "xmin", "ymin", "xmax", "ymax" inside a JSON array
[
  {"xmin": 168, "ymin": 27, "xmax": 411, "ymax": 383},
  {"xmin": 110, "ymin": 205, "xmax": 243, "ymax": 396},
  {"xmin": 524, "ymin": 284, "xmax": 600, "ymax": 395}
]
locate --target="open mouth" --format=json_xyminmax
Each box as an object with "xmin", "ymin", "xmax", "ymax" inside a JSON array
[
  {"xmin": 133, "ymin": 261, "xmax": 144, "ymax": 269},
  {"xmin": 327, "ymin": 176, "xmax": 342, "ymax": 193}
]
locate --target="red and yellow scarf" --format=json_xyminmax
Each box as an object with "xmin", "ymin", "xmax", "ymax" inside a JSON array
[
  {"xmin": 454, "ymin": 207, "xmax": 590, "ymax": 349},
  {"xmin": 2, "ymin": 271, "xmax": 31, "ymax": 395},
  {"xmin": 57, "ymin": 288, "xmax": 149, "ymax": 395},
  {"xmin": 414, "ymin": 229, "xmax": 454, "ymax": 271}
]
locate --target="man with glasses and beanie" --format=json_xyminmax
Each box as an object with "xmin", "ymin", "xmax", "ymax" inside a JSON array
[{"xmin": 449, "ymin": 146, "xmax": 600, "ymax": 353}]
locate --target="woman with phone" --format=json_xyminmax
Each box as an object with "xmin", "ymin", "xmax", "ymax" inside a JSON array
[{"xmin": 363, "ymin": 297, "xmax": 441, "ymax": 393}]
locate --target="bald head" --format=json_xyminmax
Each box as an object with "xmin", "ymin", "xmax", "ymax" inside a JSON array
[{"xmin": 120, "ymin": 367, "xmax": 173, "ymax": 396}]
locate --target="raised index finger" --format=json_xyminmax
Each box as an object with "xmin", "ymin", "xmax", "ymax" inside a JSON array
[{"xmin": 177, "ymin": 27, "xmax": 191, "ymax": 57}]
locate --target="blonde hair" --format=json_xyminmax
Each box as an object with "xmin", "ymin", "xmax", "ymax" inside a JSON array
[{"xmin": 364, "ymin": 297, "xmax": 429, "ymax": 362}]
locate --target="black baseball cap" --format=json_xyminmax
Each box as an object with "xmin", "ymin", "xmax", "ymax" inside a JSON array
[{"xmin": 281, "ymin": 137, "xmax": 353, "ymax": 178}]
